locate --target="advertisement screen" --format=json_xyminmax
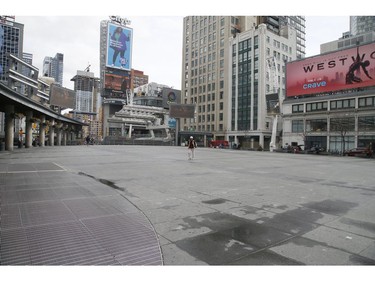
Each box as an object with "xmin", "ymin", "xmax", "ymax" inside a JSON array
[
  {"xmin": 169, "ymin": 104, "xmax": 195, "ymax": 118},
  {"xmin": 286, "ymin": 42, "xmax": 375, "ymax": 97},
  {"xmin": 106, "ymin": 23, "xmax": 133, "ymax": 70},
  {"xmin": 162, "ymin": 88, "xmax": 181, "ymax": 109},
  {"xmin": 49, "ymin": 84, "xmax": 76, "ymax": 108},
  {"xmin": 104, "ymin": 73, "xmax": 129, "ymax": 91}
]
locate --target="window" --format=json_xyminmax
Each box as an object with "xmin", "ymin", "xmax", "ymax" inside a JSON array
[
  {"xmin": 330, "ymin": 99, "xmax": 355, "ymax": 110},
  {"xmin": 358, "ymin": 116, "xmax": 375, "ymax": 131},
  {"xmin": 306, "ymin": 119, "xmax": 327, "ymax": 132},
  {"xmin": 306, "ymin": 102, "xmax": 327, "ymax": 112},
  {"xmin": 292, "ymin": 104, "xmax": 304, "ymax": 113},
  {"xmin": 330, "ymin": 117, "xmax": 355, "ymax": 132},
  {"xmin": 359, "ymin": 96, "xmax": 375, "ymax": 107},
  {"xmin": 292, "ymin": 120, "xmax": 304, "ymax": 133}
]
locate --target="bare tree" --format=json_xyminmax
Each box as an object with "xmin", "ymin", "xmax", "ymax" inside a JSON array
[{"xmin": 330, "ymin": 115, "xmax": 355, "ymax": 154}]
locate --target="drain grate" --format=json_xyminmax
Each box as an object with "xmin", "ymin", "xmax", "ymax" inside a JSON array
[{"xmin": 0, "ymin": 165, "xmax": 163, "ymax": 265}]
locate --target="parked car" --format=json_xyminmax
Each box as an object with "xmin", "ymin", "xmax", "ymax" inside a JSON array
[
  {"xmin": 282, "ymin": 144, "xmax": 304, "ymax": 153},
  {"xmin": 307, "ymin": 146, "xmax": 325, "ymax": 154},
  {"xmin": 210, "ymin": 140, "xmax": 229, "ymax": 148},
  {"xmin": 344, "ymin": 147, "xmax": 372, "ymax": 157}
]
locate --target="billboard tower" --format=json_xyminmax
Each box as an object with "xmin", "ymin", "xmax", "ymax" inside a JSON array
[{"xmin": 100, "ymin": 16, "xmax": 133, "ymax": 100}]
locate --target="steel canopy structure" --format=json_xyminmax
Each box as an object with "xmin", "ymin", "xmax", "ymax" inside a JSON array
[{"xmin": 1, "ymin": 82, "xmax": 86, "ymax": 151}]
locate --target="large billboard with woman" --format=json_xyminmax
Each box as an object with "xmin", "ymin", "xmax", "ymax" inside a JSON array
[
  {"xmin": 286, "ymin": 42, "xmax": 375, "ymax": 97},
  {"xmin": 106, "ymin": 22, "xmax": 133, "ymax": 71}
]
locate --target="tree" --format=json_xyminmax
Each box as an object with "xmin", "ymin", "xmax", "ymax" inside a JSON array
[{"xmin": 330, "ymin": 115, "xmax": 355, "ymax": 154}]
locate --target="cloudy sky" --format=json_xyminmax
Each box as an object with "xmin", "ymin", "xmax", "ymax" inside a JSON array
[{"xmin": 5, "ymin": 1, "xmax": 363, "ymax": 91}]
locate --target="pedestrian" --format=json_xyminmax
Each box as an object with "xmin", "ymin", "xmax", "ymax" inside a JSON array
[
  {"xmin": 85, "ymin": 135, "xmax": 90, "ymax": 146},
  {"xmin": 187, "ymin": 136, "xmax": 197, "ymax": 160}
]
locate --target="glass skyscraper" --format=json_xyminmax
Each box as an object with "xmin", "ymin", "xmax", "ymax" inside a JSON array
[{"xmin": 42, "ymin": 53, "xmax": 64, "ymax": 86}]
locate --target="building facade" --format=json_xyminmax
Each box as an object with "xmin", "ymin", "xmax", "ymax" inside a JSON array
[
  {"xmin": 130, "ymin": 69, "xmax": 148, "ymax": 89},
  {"xmin": 350, "ymin": 16, "xmax": 375, "ymax": 36},
  {"xmin": 1, "ymin": 16, "xmax": 24, "ymax": 139},
  {"xmin": 180, "ymin": 16, "xmax": 303, "ymax": 147},
  {"xmin": 0, "ymin": 16, "xmax": 24, "ymax": 85},
  {"xmin": 282, "ymin": 41, "xmax": 375, "ymax": 153},
  {"xmin": 70, "ymin": 70, "xmax": 101, "ymax": 139},
  {"xmin": 228, "ymin": 23, "xmax": 297, "ymax": 150}
]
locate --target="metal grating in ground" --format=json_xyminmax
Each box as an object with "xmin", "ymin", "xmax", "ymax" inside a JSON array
[
  {"xmin": 4, "ymin": 162, "xmax": 65, "ymax": 173},
  {"xmin": 0, "ymin": 162, "xmax": 163, "ymax": 265},
  {"xmin": 82, "ymin": 214, "xmax": 163, "ymax": 265}
]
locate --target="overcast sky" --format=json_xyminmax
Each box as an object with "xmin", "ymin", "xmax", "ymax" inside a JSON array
[{"xmin": 6, "ymin": 1, "xmax": 364, "ymax": 91}]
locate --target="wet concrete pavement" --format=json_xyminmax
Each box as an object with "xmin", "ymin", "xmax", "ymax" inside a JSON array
[{"xmin": 1, "ymin": 145, "xmax": 375, "ymax": 265}]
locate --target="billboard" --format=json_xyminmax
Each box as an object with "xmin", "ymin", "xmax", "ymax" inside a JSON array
[
  {"xmin": 169, "ymin": 104, "xmax": 195, "ymax": 118},
  {"xmin": 104, "ymin": 73, "xmax": 130, "ymax": 91},
  {"xmin": 286, "ymin": 42, "xmax": 375, "ymax": 97},
  {"xmin": 49, "ymin": 84, "xmax": 76, "ymax": 108},
  {"xmin": 106, "ymin": 22, "xmax": 133, "ymax": 70},
  {"xmin": 162, "ymin": 88, "xmax": 181, "ymax": 109}
]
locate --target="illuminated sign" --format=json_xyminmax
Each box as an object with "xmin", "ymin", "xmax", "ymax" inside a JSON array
[
  {"xmin": 286, "ymin": 42, "xmax": 375, "ymax": 97},
  {"xmin": 106, "ymin": 22, "xmax": 133, "ymax": 71}
]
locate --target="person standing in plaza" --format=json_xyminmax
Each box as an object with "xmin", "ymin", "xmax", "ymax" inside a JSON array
[{"xmin": 187, "ymin": 136, "xmax": 197, "ymax": 160}]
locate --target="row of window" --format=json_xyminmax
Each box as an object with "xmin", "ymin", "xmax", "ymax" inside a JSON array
[
  {"xmin": 292, "ymin": 97, "xmax": 375, "ymax": 113},
  {"xmin": 292, "ymin": 116, "xmax": 375, "ymax": 132},
  {"xmin": 184, "ymin": 123, "xmax": 225, "ymax": 132},
  {"xmin": 190, "ymin": 84, "xmax": 215, "ymax": 95}
]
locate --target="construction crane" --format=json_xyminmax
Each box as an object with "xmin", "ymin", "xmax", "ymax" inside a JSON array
[
  {"xmin": 84, "ymin": 64, "xmax": 91, "ymax": 72},
  {"xmin": 266, "ymin": 57, "xmax": 280, "ymax": 152}
]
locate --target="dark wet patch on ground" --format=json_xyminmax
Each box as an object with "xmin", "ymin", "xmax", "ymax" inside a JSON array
[
  {"xmin": 175, "ymin": 219, "xmax": 292, "ymax": 265},
  {"xmin": 302, "ymin": 199, "xmax": 358, "ymax": 216},
  {"xmin": 229, "ymin": 249, "xmax": 304, "ymax": 265},
  {"xmin": 175, "ymin": 198, "xmax": 360, "ymax": 264},
  {"xmin": 339, "ymin": 217, "xmax": 375, "ymax": 235},
  {"xmin": 349, "ymin": 254, "xmax": 375, "ymax": 265},
  {"xmin": 202, "ymin": 198, "xmax": 228, "ymax": 204}
]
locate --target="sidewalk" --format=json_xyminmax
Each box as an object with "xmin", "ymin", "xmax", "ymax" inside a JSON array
[{"xmin": 1, "ymin": 145, "xmax": 375, "ymax": 266}]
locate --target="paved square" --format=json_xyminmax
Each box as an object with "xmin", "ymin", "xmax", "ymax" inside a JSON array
[{"xmin": 1, "ymin": 145, "xmax": 375, "ymax": 265}]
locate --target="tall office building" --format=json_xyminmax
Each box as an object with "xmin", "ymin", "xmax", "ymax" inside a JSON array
[
  {"xmin": 180, "ymin": 16, "xmax": 302, "ymax": 147},
  {"xmin": 350, "ymin": 16, "xmax": 375, "ymax": 36},
  {"xmin": 42, "ymin": 53, "xmax": 64, "ymax": 86},
  {"xmin": 1, "ymin": 16, "xmax": 24, "ymax": 139},
  {"xmin": 258, "ymin": 16, "xmax": 305, "ymax": 59},
  {"xmin": 0, "ymin": 16, "xmax": 24, "ymax": 85}
]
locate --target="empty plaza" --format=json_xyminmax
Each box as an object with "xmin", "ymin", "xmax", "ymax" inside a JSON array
[{"xmin": 1, "ymin": 145, "xmax": 375, "ymax": 265}]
